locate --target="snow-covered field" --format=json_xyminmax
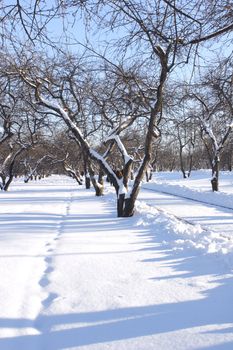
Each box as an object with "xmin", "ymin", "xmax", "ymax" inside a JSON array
[
  {"xmin": 139, "ymin": 170, "xmax": 233, "ymax": 258},
  {"xmin": 0, "ymin": 171, "xmax": 233, "ymax": 350},
  {"xmin": 143, "ymin": 170, "xmax": 233, "ymax": 208}
]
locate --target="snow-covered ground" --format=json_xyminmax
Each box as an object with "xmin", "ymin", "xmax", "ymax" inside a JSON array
[
  {"xmin": 142, "ymin": 170, "xmax": 233, "ymax": 209},
  {"xmin": 0, "ymin": 172, "xmax": 233, "ymax": 350},
  {"xmin": 139, "ymin": 170, "xmax": 233, "ymax": 256}
]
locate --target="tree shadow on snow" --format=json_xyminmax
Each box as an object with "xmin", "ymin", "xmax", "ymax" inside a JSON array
[
  {"xmin": 0, "ymin": 290, "xmax": 233, "ymax": 349},
  {"xmin": 0, "ymin": 188, "xmax": 233, "ymax": 349}
]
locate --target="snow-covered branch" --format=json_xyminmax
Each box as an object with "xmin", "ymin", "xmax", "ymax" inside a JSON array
[{"xmin": 105, "ymin": 134, "xmax": 133, "ymax": 165}]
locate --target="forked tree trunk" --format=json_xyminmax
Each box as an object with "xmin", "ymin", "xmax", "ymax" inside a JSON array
[
  {"xmin": 116, "ymin": 51, "xmax": 168, "ymax": 217},
  {"xmin": 116, "ymin": 165, "xmax": 146, "ymax": 217}
]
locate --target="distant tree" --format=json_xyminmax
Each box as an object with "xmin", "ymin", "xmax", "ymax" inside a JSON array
[
  {"xmin": 221, "ymin": 137, "xmax": 233, "ymax": 171},
  {"xmin": 186, "ymin": 59, "xmax": 233, "ymax": 190},
  {"xmin": 0, "ymin": 62, "xmax": 53, "ymax": 190}
]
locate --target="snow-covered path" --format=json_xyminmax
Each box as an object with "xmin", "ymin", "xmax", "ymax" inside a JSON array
[
  {"xmin": 0, "ymin": 177, "xmax": 233, "ymax": 349},
  {"xmin": 139, "ymin": 187, "xmax": 233, "ymax": 237}
]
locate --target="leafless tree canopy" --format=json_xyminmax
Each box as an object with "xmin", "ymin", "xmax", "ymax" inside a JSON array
[{"xmin": 0, "ymin": 0, "xmax": 232, "ymax": 214}]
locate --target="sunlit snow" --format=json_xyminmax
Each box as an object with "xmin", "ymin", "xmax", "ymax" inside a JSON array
[{"xmin": 0, "ymin": 171, "xmax": 232, "ymax": 350}]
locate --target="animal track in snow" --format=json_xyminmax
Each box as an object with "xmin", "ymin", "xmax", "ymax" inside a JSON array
[
  {"xmin": 38, "ymin": 192, "xmax": 74, "ymax": 312},
  {"xmin": 39, "ymin": 276, "xmax": 50, "ymax": 288},
  {"xmin": 42, "ymin": 292, "xmax": 59, "ymax": 308}
]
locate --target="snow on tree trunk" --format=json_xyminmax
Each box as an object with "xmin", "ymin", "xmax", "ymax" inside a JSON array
[{"xmin": 211, "ymin": 155, "xmax": 220, "ymax": 191}]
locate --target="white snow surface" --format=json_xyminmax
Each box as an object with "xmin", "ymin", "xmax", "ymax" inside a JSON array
[{"xmin": 0, "ymin": 172, "xmax": 233, "ymax": 349}]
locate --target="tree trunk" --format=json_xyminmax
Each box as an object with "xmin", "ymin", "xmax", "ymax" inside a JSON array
[
  {"xmin": 145, "ymin": 168, "xmax": 153, "ymax": 182},
  {"xmin": 87, "ymin": 162, "xmax": 104, "ymax": 197},
  {"xmin": 98, "ymin": 169, "xmax": 104, "ymax": 185},
  {"xmin": 1, "ymin": 147, "xmax": 25, "ymax": 191},
  {"xmin": 117, "ymin": 193, "xmax": 125, "ymax": 217},
  {"xmin": 123, "ymin": 197, "xmax": 135, "ymax": 217},
  {"xmin": 117, "ymin": 194, "xmax": 135, "ymax": 217},
  {"xmin": 85, "ymin": 175, "xmax": 91, "ymax": 189},
  {"xmin": 95, "ymin": 185, "xmax": 104, "ymax": 196},
  {"xmin": 3, "ymin": 174, "xmax": 14, "ymax": 191},
  {"xmin": 187, "ymin": 152, "xmax": 193, "ymax": 178},
  {"xmin": 227, "ymin": 149, "xmax": 232, "ymax": 171},
  {"xmin": 179, "ymin": 146, "xmax": 187, "ymax": 178},
  {"xmin": 211, "ymin": 156, "xmax": 219, "ymax": 191},
  {"xmin": 83, "ymin": 155, "xmax": 91, "ymax": 189},
  {"xmin": 0, "ymin": 175, "xmax": 6, "ymax": 190}
]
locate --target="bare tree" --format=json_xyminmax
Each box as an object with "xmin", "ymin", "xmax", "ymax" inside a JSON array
[
  {"xmin": 185, "ymin": 59, "xmax": 233, "ymax": 191},
  {"xmin": 2, "ymin": 0, "xmax": 233, "ymax": 212}
]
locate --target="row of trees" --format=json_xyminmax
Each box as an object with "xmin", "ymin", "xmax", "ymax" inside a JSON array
[
  {"xmin": 1, "ymin": 122, "xmax": 232, "ymax": 186},
  {"xmin": 0, "ymin": 0, "xmax": 233, "ymax": 216},
  {"xmin": 1, "ymin": 53, "xmax": 232, "ymax": 190}
]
